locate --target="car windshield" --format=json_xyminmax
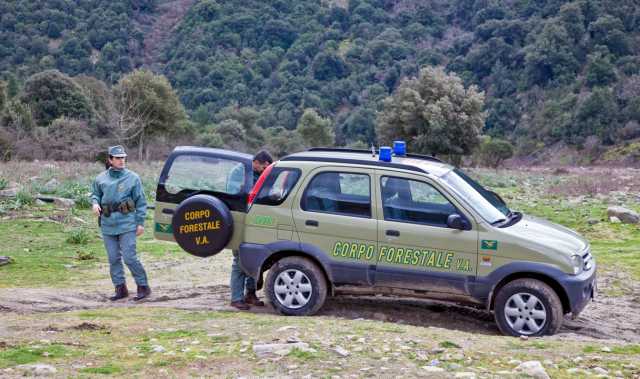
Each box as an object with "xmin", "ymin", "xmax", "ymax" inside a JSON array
[{"xmin": 442, "ymin": 168, "xmax": 511, "ymax": 223}]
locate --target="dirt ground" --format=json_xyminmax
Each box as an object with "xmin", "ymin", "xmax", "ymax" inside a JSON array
[{"xmin": 1, "ymin": 252, "xmax": 638, "ymax": 344}]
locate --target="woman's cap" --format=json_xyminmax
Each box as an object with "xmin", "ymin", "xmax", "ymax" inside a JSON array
[{"xmin": 109, "ymin": 145, "xmax": 127, "ymax": 157}]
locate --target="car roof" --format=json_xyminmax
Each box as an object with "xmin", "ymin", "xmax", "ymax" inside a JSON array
[{"xmin": 281, "ymin": 148, "xmax": 454, "ymax": 177}]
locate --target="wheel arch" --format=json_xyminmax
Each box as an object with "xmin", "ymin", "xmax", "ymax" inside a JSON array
[
  {"xmin": 258, "ymin": 250, "xmax": 332, "ymax": 293},
  {"xmin": 488, "ymin": 272, "xmax": 571, "ymax": 314}
]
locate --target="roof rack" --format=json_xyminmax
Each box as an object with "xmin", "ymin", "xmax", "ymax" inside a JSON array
[{"xmin": 306, "ymin": 147, "xmax": 443, "ymax": 163}]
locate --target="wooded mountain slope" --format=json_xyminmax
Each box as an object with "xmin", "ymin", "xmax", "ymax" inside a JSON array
[{"xmin": 1, "ymin": 0, "xmax": 639, "ymax": 155}]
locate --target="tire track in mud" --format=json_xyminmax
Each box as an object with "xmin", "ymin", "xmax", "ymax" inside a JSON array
[{"xmin": 1, "ymin": 272, "xmax": 638, "ymax": 343}]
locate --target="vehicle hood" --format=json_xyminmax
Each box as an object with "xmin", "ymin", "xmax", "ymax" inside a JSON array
[{"xmin": 503, "ymin": 214, "xmax": 588, "ymax": 257}]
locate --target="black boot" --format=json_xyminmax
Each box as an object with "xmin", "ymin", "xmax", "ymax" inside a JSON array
[
  {"xmin": 109, "ymin": 284, "xmax": 128, "ymax": 301},
  {"xmin": 133, "ymin": 285, "xmax": 151, "ymax": 301}
]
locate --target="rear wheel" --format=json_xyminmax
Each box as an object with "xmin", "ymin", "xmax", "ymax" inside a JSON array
[
  {"xmin": 494, "ymin": 278, "xmax": 563, "ymax": 336},
  {"xmin": 266, "ymin": 256, "xmax": 327, "ymax": 316}
]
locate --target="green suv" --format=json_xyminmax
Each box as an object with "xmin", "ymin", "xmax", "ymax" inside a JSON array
[{"xmin": 153, "ymin": 145, "xmax": 596, "ymax": 337}]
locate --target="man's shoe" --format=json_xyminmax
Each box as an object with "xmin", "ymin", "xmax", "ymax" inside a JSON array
[
  {"xmin": 244, "ymin": 292, "xmax": 265, "ymax": 306},
  {"xmin": 230, "ymin": 301, "xmax": 250, "ymax": 310},
  {"xmin": 133, "ymin": 285, "xmax": 151, "ymax": 301},
  {"xmin": 109, "ymin": 284, "xmax": 128, "ymax": 301}
]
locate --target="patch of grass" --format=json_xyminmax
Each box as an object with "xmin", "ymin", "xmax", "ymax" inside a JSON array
[
  {"xmin": 0, "ymin": 220, "xmax": 104, "ymax": 287},
  {"xmin": 583, "ymin": 344, "xmax": 640, "ymax": 355},
  {"xmin": 153, "ymin": 330, "xmax": 198, "ymax": 339},
  {"xmin": 0, "ymin": 177, "xmax": 7, "ymax": 190},
  {"xmin": 287, "ymin": 347, "xmax": 318, "ymax": 360},
  {"xmin": 78, "ymin": 310, "xmax": 124, "ymax": 320},
  {"xmin": 0, "ymin": 344, "xmax": 71, "ymax": 368},
  {"xmin": 66, "ymin": 228, "xmax": 91, "ymax": 245},
  {"xmin": 439, "ymin": 341, "xmax": 461, "ymax": 349},
  {"xmin": 80, "ymin": 363, "xmax": 123, "ymax": 374}
]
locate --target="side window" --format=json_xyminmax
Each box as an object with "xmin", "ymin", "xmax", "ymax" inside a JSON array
[
  {"xmin": 381, "ymin": 176, "xmax": 457, "ymax": 227},
  {"xmin": 302, "ymin": 172, "xmax": 371, "ymax": 218},
  {"xmin": 165, "ymin": 155, "xmax": 245, "ymax": 195},
  {"xmin": 254, "ymin": 168, "xmax": 301, "ymax": 206}
]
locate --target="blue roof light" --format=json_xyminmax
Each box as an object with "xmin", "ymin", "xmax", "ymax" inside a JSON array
[
  {"xmin": 379, "ymin": 146, "xmax": 392, "ymax": 162},
  {"xmin": 393, "ymin": 141, "xmax": 406, "ymax": 156}
]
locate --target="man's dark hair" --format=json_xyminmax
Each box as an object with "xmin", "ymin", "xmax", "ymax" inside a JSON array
[{"xmin": 253, "ymin": 150, "xmax": 273, "ymax": 163}]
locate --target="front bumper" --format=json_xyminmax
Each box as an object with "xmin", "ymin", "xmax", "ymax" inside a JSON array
[{"xmin": 561, "ymin": 264, "xmax": 596, "ymax": 317}]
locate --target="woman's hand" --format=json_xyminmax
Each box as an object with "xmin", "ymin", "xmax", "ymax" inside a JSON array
[
  {"xmin": 136, "ymin": 225, "xmax": 144, "ymax": 237},
  {"xmin": 92, "ymin": 203, "xmax": 102, "ymax": 216}
]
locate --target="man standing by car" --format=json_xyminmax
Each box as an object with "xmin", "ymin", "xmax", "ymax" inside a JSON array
[
  {"xmin": 230, "ymin": 150, "xmax": 273, "ymax": 310},
  {"xmin": 91, "ymin": 145, "xmax": 151, "ymax": 301}
]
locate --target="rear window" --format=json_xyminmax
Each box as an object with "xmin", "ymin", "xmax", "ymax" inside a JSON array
[
  {"xmin": 254, "ymin": 168, "xmax": 301, "ymax": 206},
  {"xmin": 164, "ymin": 155, "xmax": 246, "ymax": 195},
  {"xmin": 301, "ymin": 172, "xmax": 371, "ymax": 218}
]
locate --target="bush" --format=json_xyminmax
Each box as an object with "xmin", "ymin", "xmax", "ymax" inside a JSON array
[
  {"xmin": 478, "ymin": 137, "xmax": 514, "ymax": 168},
  {"xmin": 67, "ymin": 228, "xmax": 91, "ymax": 245},
  {"xmin": 15, "ymin": 188, "xmax": 34, "ymax": 207}
]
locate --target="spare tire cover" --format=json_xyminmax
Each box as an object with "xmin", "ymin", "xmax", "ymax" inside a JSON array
[{"xmin": 171, "ymin": 194, "xmax": 233, "ymax": 257}]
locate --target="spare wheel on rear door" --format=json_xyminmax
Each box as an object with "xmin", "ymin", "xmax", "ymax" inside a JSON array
[{"xmin": 172, "ymin": 194, "xmax": 234, "ymax": 257}]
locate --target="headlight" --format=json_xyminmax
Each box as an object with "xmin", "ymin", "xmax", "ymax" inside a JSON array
[{"xmin": 571, "ymin": 254, "xmax": 584, "ymax": 275}]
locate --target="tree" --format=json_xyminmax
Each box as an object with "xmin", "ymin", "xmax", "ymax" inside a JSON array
[
  {"xmin": 112, "ymin": 70, "xmax": 187, "ymax": 159},
  {"xmin": 524, "ymin": 22, "xmax": 580, "ymax": 85},
  {"xmin": 264, "ymin": 126, "xmax": 305, "ymax": 158},
  {"xmin": 585, "ymin": 52, "xmax": 617, "ymax": 87},
  {"xmin": 19, "ymin": 70, "xmax": 94, "ymax": 126},
  {"xmin": 376, "ymin": 66, "xmax": 485, "ymax": 158},
  {"xmin": 0, "ymin": 80, "xmax": 6, "ymax": 112},
  {"xmin": 478, "ymin": 136, "xmax": 514, "ymax": 168},
  {"xmin": 297, "ymin": 108, "xmax": 334, "ymax": 147}
]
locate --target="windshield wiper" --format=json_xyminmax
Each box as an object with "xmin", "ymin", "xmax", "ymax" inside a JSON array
[{"xmin": 491, "ymin": 218, "xmax": 507, "ymax": 225}]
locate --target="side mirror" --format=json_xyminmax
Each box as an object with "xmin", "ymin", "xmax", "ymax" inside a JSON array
[{"xmin": 447, "ymin": 214, "xmax": 471, "ymax": 231}]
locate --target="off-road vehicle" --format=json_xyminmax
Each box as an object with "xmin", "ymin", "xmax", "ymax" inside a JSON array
[{"xmin": 153, "ymin": 145, "xmax": 596, "ymax": 336}]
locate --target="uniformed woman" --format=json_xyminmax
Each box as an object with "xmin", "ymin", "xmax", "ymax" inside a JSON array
[{"xmin": 91, "ymin": 145, "xmax": 150, "ymax": 301}]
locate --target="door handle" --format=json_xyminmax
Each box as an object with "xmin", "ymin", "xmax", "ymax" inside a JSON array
[
  {"xmin": 305, "ymin": 220, "xmax": 319, "ymax": 227},
  {"xmin": 386, "ymin": 229, "xmax": 400, "ymax": 237},
  {"xmin": 162, "ymin": 208, "xmax": 175, "ymax": 215}
]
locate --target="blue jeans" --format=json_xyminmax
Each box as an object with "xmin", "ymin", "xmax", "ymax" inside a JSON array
[
  {"xmin": 230, "ymin": 251, "xmax": 256, "ymax": 302},
  {"xmin": 103, "ymin": 231, "xmax": 148, "ymax": 287}
]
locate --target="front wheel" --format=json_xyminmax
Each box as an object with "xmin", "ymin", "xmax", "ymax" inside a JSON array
[
  {"xmin": 494, "ymin": 278, "xmax": 563, "ymax": 336},
  {"xmin": 266, "ymin": 256, "xmax": 327, "ymax": 316}
]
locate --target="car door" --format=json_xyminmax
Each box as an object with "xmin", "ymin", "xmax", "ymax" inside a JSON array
[
  {"xmin": 291, "ymin": 167, "xmax": 377, "ymax": 286},
  {"xmin": 374, "ymin": 170, "xmax": 478, "ymax": 294},
  {"xmin": 153, "ymin": 147, "xmax": 253, "ymax": 255}
]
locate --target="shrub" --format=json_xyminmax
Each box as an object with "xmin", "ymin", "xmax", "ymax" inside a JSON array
[
  {"xmin": 15, "ymin": 189, "xmax": 34, "ymax": 207},
  {"xmin": 67, "ymin": 229, "xmax": 91, "ymax": 245},
  {"xmin": 76, "ymin": 250, "xmax": 96, "ymax": 260},
  {"xmin": 478, "ymin": 137, "xmax": 514, "ymax": 168}
]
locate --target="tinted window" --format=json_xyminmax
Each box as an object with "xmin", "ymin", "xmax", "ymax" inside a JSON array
[
  {"xmin": 254, "ymin": 168, "xmax": 301, "ymax": 206},
  {"xmin": 381, "ymin": 176, "xmax": 457, "ymax": 227},
  {"xmin": 165, "ymin": 155, "xmax": 245, "ymax": 195},
  {"xmin": 302, "ymin": 172, "xmax": 371, "ymax": 217}
]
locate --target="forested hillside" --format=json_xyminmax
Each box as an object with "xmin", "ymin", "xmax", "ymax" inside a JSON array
[{"xmin": 1, "ymin": 0, "xmax": 640, "ymax": 161}]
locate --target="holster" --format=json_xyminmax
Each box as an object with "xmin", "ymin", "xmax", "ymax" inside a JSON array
[{"xmin": 101, "ymin": 198, "xmax": 135, "ymax": 218}]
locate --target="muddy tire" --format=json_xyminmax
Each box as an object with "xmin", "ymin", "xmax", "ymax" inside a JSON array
[
  {"xmin": 266, "ymin": 256, "xmax": 327, "ymax": 316},
  {"xmin": 494, "ymin": 278, "xmax": 563, "ymax": 337}
]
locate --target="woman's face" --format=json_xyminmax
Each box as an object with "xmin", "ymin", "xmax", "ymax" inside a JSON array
[{"xmin": 109, "ymin": 156, "xmax": 126, "ymax": 169}]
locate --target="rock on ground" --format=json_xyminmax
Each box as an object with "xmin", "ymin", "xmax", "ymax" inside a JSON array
[
  {"xmin": 515, "ymin": 361, "xmax": 550, "ymax": 379},
  {"xmin": 16, "ymin": 364, "xmax": 57, "ymax": 376},
  {"xmin": 53, "ymin": 197, "xmax": 75, "ymax": 208},
  {"xmin": 607, "ymin": 206, "xmax": 640, "ymax": 224},
  {"xmin": 252, "ymin": 342, "xmax": 315, "ymax": 358},
  {"xmin": 0, "ymin": 188, "xmax": 18, "ymax": 198}
]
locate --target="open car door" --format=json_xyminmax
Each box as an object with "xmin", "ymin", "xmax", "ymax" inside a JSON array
[{"xmin": 153, "ymin": 147, "xmax": 253, "ymax": 257}]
